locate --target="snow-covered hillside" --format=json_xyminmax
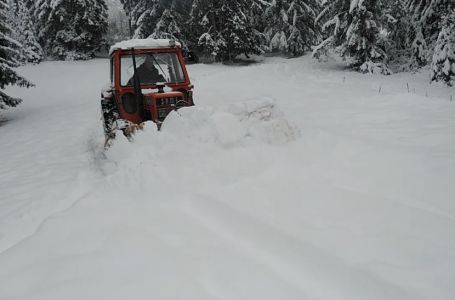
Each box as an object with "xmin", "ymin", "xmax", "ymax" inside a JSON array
[{"xmin": 1, "ymin": 57, "xmax": 455, "ymax": 300}]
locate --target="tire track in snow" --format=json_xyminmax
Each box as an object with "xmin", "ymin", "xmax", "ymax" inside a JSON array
[
  {"xmin": 182, "ymin": 194, "xmax": 422, "ymax": 300},
  {"xmin": 0, "ymin": 60, "xmax": 107, "ymax": 253},
  {"xmin": 0, "ymin": 179, "xmax": 99, "ymax": 256}
]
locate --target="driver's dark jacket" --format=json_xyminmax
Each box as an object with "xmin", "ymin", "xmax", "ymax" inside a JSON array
[{"xmin": 128, "ymin": 64, "xmax": 165, "ymax": 85}]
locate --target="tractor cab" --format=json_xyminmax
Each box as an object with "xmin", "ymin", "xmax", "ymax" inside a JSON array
[{"xmin": 101, "ymin": 39, "xmax": 194, "ymax": 143}]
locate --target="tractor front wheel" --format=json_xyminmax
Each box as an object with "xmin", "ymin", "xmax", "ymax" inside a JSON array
[{"xmin": 101, "ymin": 98, "xmax": 119, "ymax": 147}]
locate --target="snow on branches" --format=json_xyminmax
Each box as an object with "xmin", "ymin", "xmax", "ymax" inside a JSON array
[
  {"xmin": 35, "ymin": 0, "xmax": 108, "ymax": 60},
  {"xmin": 431, "ymin": 10, "xmax": 455, "ymax": 86},
  {"xmin": 314, "ymin": 0, "xmax": 390, "ymax": 74},
  {"xmin": 264, "ymin": 0, "xmax": 320, "ymax": 57},
  {"xmin": 7, "ymin": 0, "xmax": 43, "ymax": 63},
  {"xmin": 190, "ymin": 0, "xmax": 261, "ymax": 61},
  {"xmin": 0, "ymin": 0, "xmax": 33, "ymax": 109}
]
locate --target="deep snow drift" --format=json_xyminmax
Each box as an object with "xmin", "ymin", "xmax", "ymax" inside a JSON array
[{"xmin": 1, "ymin": 57, "xmax": 455, "ymax": 300}]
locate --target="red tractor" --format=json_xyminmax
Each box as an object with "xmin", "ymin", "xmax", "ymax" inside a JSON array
[{"xmin": 101, "ymin": 39, "xmax": 195, "ymax": 145}]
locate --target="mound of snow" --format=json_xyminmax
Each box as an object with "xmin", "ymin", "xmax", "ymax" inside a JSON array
[
  {"xmin": 104, "ymin": 98, "xmax": 297, "ymax": 171},
  {"xmin": 161, "ymin": 97, "xmax": 297, "ymax": 146},
  {"xmin": 112, "ymin": 97, "xmax": 296, "ymax": 147}
]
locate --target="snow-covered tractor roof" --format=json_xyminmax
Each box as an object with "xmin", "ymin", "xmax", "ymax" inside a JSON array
[{"xmin": 109, "ymin": 39, "xmax": 182, "ymax": 56}]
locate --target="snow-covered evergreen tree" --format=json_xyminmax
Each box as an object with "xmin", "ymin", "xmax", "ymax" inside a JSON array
[
  {"xmin": 0, "ymin": 0, "xmax": 33, "ymax": 109},
  {"xmin": 35, "ymin": 0, "xmax": 108, "ymax": 60},
  {"xmin": 7, "ymin": 0, "xmax": 43, "ymax": 63},
  {"xmin": 248, "ymin": 0, "xmax": 269, "ymax": 53},
  {"xmin": 106, "ymin": 2, "xmax": 130, "ymax": 45},
  {"xmin": 347, "ymin": 0, "xmax": 390, "ymax": 74},
  {"xmin": 190, "ymin": 0, "xmax": 262, "ymax": 61},
  {"xmin": 120, "ymin": 0, "xmax": 161, "ymax": 38},
  {"xmin": 150, "ymin": 6, "xmax": 184, "ymax": 42},
  {"xmin": 120, "ymin": 0, "xmax": 191, "ymax": 44},
  {"xmin": 314, "ymin": 0, "xmax": 390, "ymax": 74},
  {"xmin": 380, "ymin": 0, "xmax": 413, "ymax": 68},
  {"xmin": 408, "ymin": 0, "xmax": 449, "ymax": 46},
  {"xmin": 410, "ymin": 25, "xmax": 429, "ymax": 67},
  {"xmin": 264, "ymin": 0, "xmax": 320, "ymax": 56},
  {"xmin": 431, "ymin": 9, "xmax": 455, "ymax": 86}
]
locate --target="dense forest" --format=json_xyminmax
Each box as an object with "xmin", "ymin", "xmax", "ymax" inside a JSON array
[{"xmin": 1, "ymin": 0, "xmax": 454, "ymax": 109}]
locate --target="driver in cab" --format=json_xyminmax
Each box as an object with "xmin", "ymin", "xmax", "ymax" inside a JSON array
[{"xmin": 128, "ymin": 55, "xmax": 165, "ymax": 85}]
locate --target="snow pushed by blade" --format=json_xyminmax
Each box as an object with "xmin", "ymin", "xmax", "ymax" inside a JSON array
[
  {"xmin": 129, "ymin": 98, "xmax": 293, "ymax": 145},
  {"xmin": 105, "ymin": 98, "xmax": 297, "ymax": 176},
  {"xmin": 162, "ymin": 97, "xmax": 298, "ymax": 146}
]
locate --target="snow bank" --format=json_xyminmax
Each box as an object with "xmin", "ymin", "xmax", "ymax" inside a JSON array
[
  {"xmin": 105, "ymin": 97, "xmax": 297, "ymax": 172},
  {"xmin": 158, "ymin": 97, "xmax": 297, "ymax": 146}
]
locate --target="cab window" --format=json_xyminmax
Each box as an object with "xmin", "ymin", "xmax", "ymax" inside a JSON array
[{"xmin": 120, "ymin": 53, "xmax": 185, "ymax": 86}]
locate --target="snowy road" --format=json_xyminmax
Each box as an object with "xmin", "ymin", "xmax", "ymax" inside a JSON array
[{"xmin": 1, "ymin": 57, "xmax": 455, "ymax": 299}]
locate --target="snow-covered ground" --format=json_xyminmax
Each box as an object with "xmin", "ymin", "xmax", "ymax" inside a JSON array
[{"xmin": 1, "ymin": 57, "xmax": 455, "ymax": 300}]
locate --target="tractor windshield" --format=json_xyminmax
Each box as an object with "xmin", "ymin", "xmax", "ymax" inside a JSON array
[{"xmin": 120, "ymin": 52, "xmax": 185, "ymax": 86}]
